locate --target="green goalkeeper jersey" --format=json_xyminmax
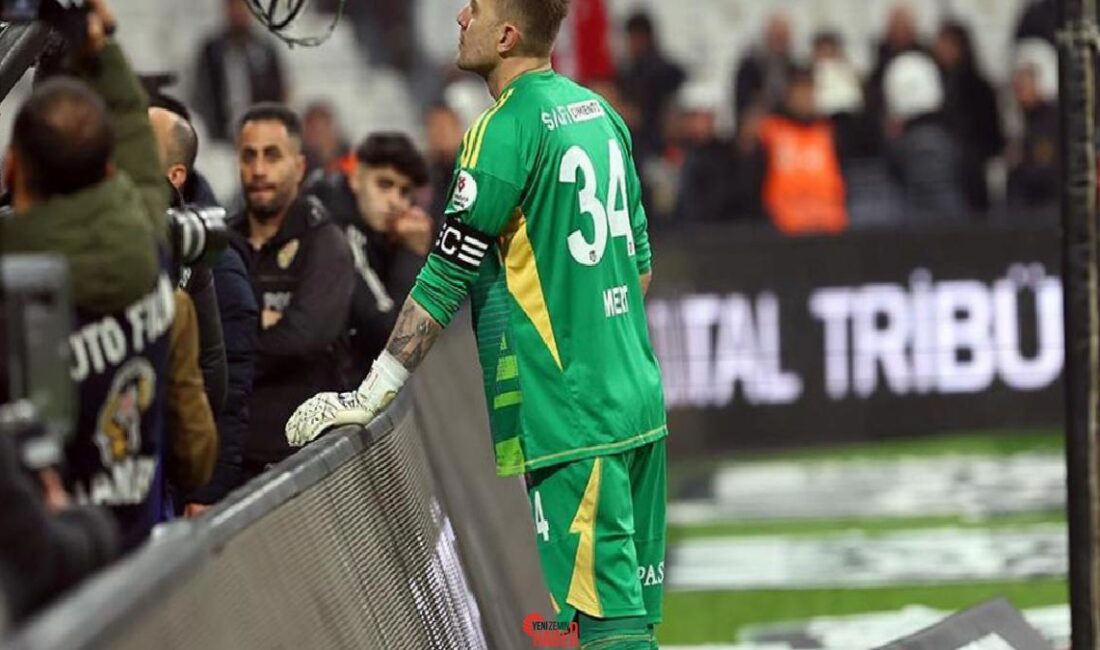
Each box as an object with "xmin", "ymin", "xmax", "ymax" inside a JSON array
[{"xmin": 410, "ymin": 69, "xmax": 667, "ymax": 476}]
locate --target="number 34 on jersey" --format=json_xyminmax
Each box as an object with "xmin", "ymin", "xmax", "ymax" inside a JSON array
[{"xmin": 559, "ymin": 139, "xmax": 636, "ymax": 266}]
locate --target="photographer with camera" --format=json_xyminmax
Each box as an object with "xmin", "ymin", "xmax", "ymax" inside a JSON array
[
  {"xmin": 150, "ymin": 105, "xmax": 228, "ymax": 415},
  {"xmin": 149, "ymin": 102, "xmax": 258, "ymax": 515},
  {"xmin": 0, "ymin": 0, "xmax": 213, "ymax": 549}
]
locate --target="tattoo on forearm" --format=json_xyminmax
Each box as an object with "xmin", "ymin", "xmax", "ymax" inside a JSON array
[{"xmin": 385, "ymin": 299, "xmax": 443, "ymax": 371}]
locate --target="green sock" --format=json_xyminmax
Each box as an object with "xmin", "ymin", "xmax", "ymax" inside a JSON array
[{"xmin": 576, "ymin": 612, "xmax": 655, "ymax": 650}]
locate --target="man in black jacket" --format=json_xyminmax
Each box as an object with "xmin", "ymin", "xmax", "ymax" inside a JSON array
[
  {"xmin": 306, "ymin": 133, "xmax": 431, "ymax": 381},
  {"xmin": 148, "ymin": 102, "xmax": 259, "ymax": 513},
  {"xmin": 618, "ymin": 11, "xmax": 685, "ymax": 166},
  {"xmin": 230, "ymin": 103, "xmax": 354, "ymax": 478}
]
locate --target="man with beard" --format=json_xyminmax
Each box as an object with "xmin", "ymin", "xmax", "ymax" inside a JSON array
[{"xmin": 228, "ymin": 103, "xmax": 354, "ymax": 479}]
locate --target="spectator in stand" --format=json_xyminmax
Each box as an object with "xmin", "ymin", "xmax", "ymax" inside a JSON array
[
  {"xmin": 229, "ymin": 104, "xmax": 354, "ymax": 479},
  {"xmin": 752, "ymin": 66, "xmax": 848, "ymax": 235},
  {"xmin": 883, "ymin": 52, "xmax": 966, "ymax": 223},
  {"xmin": 934, "ymin": 20, "xmax": 1005, "ymax": 214},
  {"xmin": 338, "ymin": 0, "xmax": 419, "ymax": 73},
  {"xmin": 301, "ymin": 101, "xmax": 351, "ymax": 176},
  {"xmin": 810, "ymin": 32, "xmax": 882, "ymax": 160},
  {"xmin": 1007, "ymin": 39, "xmax": 1060, "ymax": 222},
  {"xmin": 147, "ymin": 102, "xmax": 259, "ymax": 514},
  {"xmin": 423, "ymin": 103, "xmax": 464, "ymax": 222},
  {"xmin": 816, "ymin": 57, "xmax": 901, "ymax": 228},
  {"xmin": 306, "ymin": 134, "xmax": 432, "ymax": 381},
  {"xmin": 193, "ymin": 0, "xmax": 288, "ymax": 143},
  {"xmin": 617, "ymin": 11, "xmax": 686, "ymax": 166},
  {"xmin": 1015, "ymin": 0, "xmax": 1056, "ymax": 45},
  {"xmin": 733, "ymin": 12, "xmax": 794, "ymax": 120},
  {"xmin": 673, "ymin": 84, "xmax": 746, "ymax": 223},
  {"xmin": 812, "ymin": 31, "xmax": 845, "ymax": 64},
  {"xmin": 866, "ymin": 4, "xmax": 926, "ymax": 130}
]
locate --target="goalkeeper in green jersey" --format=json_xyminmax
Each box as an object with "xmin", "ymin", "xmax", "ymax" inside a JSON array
[{"xmin": 286, "ymin": 0, "xmax": 668, "ymax": 646}]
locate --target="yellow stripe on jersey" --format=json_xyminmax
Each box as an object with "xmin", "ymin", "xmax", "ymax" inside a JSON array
[
  {"xmin": 467, "ymin": 88, "xmax": 515, "ymax": 169},
  {"xmin": 504, "ymin": 211, "xmax": 562, "ymax": 370},
  {"xmin": 459, "ymin": 107, "xmax": 487, "ymax": 168},
  {"xmin": 567, "ymin": 458, "xmax": 603, "ymax": 617},
  {"xmin": 458, "ymin": 91, "xmax": 502, "ymax": 168},
  {"xmin": 459, "ymin": 121, "xmax": 476, "ymax": 168}
]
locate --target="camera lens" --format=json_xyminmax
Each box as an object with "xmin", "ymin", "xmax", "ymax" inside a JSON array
[{"xmin": 167, "ymin": 205, "xmax": 229, "ymax": 268}]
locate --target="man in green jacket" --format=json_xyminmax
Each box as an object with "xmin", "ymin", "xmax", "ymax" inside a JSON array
[{"xmin": 0, "ymin": 0, "xmax": 210, "ymax": 549}]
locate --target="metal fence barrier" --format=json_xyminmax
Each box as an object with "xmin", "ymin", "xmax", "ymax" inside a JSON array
[
  {"xmin": 1, "ymin": 310, "xmax": 549, "ymax": 650},
  {"xmin": 4, "ymin": 397, "xmax": 486, "ymax": 649}
]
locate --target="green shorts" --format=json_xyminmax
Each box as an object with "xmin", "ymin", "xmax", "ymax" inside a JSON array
[{"xmin": 526, "ymin": 438, "xmax": 667, "ymax": 627}]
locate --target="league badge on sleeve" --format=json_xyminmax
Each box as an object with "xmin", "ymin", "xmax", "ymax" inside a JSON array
[{"xmin": 450, "ymin": 171, "xmax": 478, "ymax": 212}]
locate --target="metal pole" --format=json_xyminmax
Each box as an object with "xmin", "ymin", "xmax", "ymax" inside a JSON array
[
  {"xmin": 1058, "ymin": 0, "xmax": 1100, "ymax": 647},
  {"xmin": 0, "ymin": 23, "xmax": 47, "ymax": 99}
]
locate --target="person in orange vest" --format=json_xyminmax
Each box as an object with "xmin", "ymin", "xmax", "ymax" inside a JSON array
[{"xmin": 755, "ymin": 66, "xmax": 848, "ymax": 235}]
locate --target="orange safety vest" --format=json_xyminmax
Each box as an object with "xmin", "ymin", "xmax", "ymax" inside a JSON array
[{"xmin": 759, "ymin": 115, "xmax": 848, "ymax": 235}]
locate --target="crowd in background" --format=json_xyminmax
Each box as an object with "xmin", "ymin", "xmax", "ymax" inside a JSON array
[
  {"xmin": 293, "ymin": 0, "xmax": 1061, "ymax": 233},
  {"xmin": 164, "ymin": 0, "xmax": 1065, "ymax": 236},
  {"xmin": 0, "ymin": 0, "xmax": 1072, "ymax": 630},
  {"xmin": 634, "ymin": 0, "xmax": 1061, "ymax": 232},
  {"xmin": 588, "ymin": 0, "xmax": 1057, "ymax": 232}
]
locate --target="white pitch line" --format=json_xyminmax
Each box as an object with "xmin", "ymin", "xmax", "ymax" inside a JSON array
[
  {"xmin": 668, "ymin": 525, "xmax": 1066, "ymax": 591},
  {"xmin": 671, "ymin": 453, "xmax": 1064, "ymax": 525}
]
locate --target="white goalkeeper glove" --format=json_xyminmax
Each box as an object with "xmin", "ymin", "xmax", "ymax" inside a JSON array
[{"xmin": 284, "ymin": 351, "xmax": 410, "ymax": 447}]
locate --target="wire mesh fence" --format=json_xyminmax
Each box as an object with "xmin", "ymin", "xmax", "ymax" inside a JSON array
[{"xmin": 4, "ymin": 400, "xmax": 490, "ymax": 650}]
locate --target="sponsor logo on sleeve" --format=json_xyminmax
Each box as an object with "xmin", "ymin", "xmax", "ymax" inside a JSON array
[{"xmin": 567, "ymin": 100, "xmax": 605, "ymax": 123}]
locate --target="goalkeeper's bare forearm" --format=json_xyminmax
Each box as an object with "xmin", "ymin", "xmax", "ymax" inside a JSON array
[
  {"xmin": 384, "ymin": 298, "xmax": 444, "ymax": 372},
  {"xmin": 283, "ymin": 296, "xmax": 444, "ymax": 445}
]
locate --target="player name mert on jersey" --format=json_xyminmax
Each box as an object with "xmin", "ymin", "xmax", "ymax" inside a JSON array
[{"xmin": 541, "ymin": 99, "xmax": 606, "ymax": 131}]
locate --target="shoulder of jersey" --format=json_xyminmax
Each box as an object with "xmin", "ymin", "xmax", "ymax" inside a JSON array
[{"xmin": 458, "ymin": 88, "xmax": 525, "ymax": 170}]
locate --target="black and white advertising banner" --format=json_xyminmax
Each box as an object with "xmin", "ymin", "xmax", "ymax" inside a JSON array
[{"xmin": 647, "ymin": 226, "xmax": 1063, "ymax": 452}]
